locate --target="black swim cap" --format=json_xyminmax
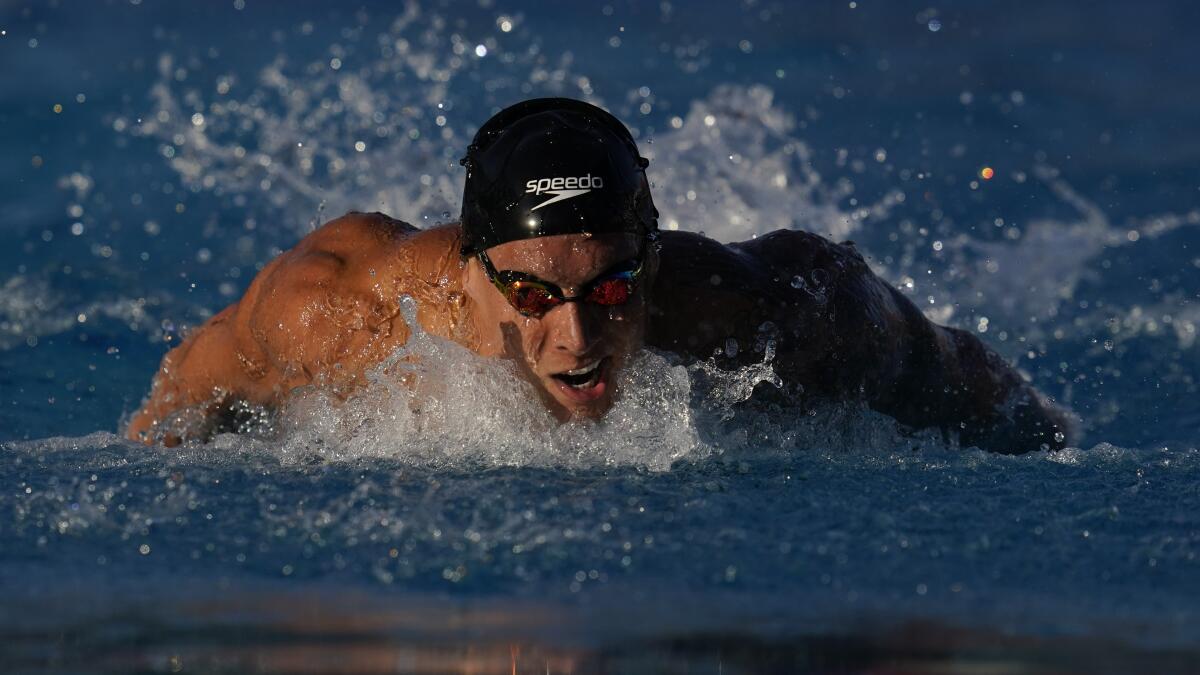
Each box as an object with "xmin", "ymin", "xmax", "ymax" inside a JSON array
[{"xmin": 459, "ymin": 98, "xmax": 658, "ymax": 256}]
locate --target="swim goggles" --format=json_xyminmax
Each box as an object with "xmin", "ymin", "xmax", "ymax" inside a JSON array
[{"xmin": 476, "ymin": 244, "xmax": 645, "ymax": 318}]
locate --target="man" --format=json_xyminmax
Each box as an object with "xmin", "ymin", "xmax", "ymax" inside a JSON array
[{"xmin": 126, "ymin": 98, "xmax": 1072, "ymax": 453}]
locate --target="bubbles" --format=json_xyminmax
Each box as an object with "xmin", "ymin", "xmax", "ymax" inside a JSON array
[{"xmin": 277, "ymin": 298, "xmax": 704, "ymax": 471}]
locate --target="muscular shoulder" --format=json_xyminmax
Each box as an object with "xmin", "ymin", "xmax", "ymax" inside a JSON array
[
  {"xmin": 272, "ymin": 212, "xmax": 463, "ymax": 297},
  {"xmin": 732, "ymin": 229, "xmax": 871, "ymax": 283},
  {"xmin": 649, "ymin": 229, "xmax": 843, "ymax": 362},
  {"xmin": 286, "ymin": 211, "xmax": 414, "ymax": 282},
  {"xmin": 649, "ymin": 228, "xmax": 904, "ymax": 389},
  {"xmin": 230, "ymin": 213, "xmax": 463, "ymax": 387}
]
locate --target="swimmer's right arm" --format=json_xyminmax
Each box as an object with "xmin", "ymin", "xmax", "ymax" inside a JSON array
[
  {"xmin": 124, "ymin": 301, "xmax": 251, "ymax": 445},
  {"xmin": 126, "ymin": 216, "xmax": 413, "ymax": 445},
  {"xmin": 124, "ymin": 251, "xmax": 318, "ymax": 445}
]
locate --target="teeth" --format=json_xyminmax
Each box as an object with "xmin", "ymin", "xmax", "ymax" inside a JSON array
[{"xmin": 563, "ymin": 359, "xmax": 602, "ymax": 377}]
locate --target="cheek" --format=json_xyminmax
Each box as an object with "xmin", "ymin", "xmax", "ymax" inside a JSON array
[{"xmin": 518, "ymin": 321, "xmax": 549, "ymax": 365}]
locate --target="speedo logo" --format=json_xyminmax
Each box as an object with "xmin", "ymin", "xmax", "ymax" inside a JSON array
[{"xmin": 524, "ymin": 174, "xmax": 604, "ymax": 212}]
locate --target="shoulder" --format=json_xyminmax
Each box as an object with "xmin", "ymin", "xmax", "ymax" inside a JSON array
[
  {"xmin": 655, "ymin": 230, "xmax": 773, "ymax": 289},
  {"xmin": 659, "ymin": 228, "xmax": 871, "ymax": 287},
  {"xmin": 649, "ymin": 228, "xmax": 900, "ymax": 380},
  {"xmin": 656, "ymin": 228, "xmax": 876, "ymax": 314},
  {"xmin": 281, "ymin": 213, "xmax": 462, "ymax": 289},
  {"xmin": 730, "ymin": 229, "xmax": 894, "ymax": 328},
  {"xmin": 227, "ymin": 215, "xmax": 458, "ymax": 376},
  {"xmin": 732, "ymin": 229, "xmax": 871, "ymax": 280},
  {"xmin": 311, "ymin": 210, "xmax": 419, "ymax": 242},
  {"xmin": 236, "ymin": 213, "xmax": 461, "ymax": 346},
  {"xmin": 294, "ymin": 211, "xmax": 417, "ymax": 267}
]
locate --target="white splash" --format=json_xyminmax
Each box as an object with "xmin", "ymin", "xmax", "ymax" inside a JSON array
[
  {"xmin": 646, "ymin": 84, "xmax": 904, "ymax": 243},
  {"xmin": 132, "ymin": 1, "xmax": 595, "ymax": 236},
  {"xmin": 953, "ymin": 166, "xmax": 1200, "ymax": 348},
  {"xmin": 277, "ymin": 298, "xmax": 705, "ymax": 471}
]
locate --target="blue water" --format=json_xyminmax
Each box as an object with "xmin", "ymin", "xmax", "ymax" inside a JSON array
[{"xmin": 2, "ymin": 1, "xmax": 1199, "ymax": 672}]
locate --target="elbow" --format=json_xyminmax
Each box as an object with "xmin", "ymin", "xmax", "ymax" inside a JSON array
[
  {"xmin": 125, "ymin": 408, "xmax": 166, "ymax": 446},
  {"xmin": 962, "ymin": 388, "xmax": 1078, "ymax": 455}
]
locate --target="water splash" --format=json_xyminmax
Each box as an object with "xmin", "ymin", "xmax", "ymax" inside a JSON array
[
  {"xmin": 647, "ymin": 84, "xmax": 905, "ymax": 243},
  {"xmin": 132, "ymin": 1, "xmax": 595, "ymax": 236},
  {"xmin": 277, "ymin": 297, "xmax": 703, "ymax": 471},
  {"xmin": 0, "ymin": 275, "xmax": 165, "ymax": 350}
]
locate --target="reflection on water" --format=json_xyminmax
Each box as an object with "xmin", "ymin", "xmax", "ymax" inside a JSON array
[{"xmin": 6, "ymin": 588, "xmax": 1198, "ymax": 674}]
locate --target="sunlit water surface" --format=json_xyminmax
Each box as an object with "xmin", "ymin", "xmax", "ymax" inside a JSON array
[{"xmin": 2, "ymin": 1, "xmax": 1198, "ymax": 672}]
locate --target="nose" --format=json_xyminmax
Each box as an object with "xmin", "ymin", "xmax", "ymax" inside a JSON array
[{"xmin": 548, "ymin": 301, "xmax": 599, "ymax": 356}]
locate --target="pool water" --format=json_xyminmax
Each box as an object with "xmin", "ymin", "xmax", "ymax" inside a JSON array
[{"xmin": 2, "ymin": 1, "xmax": 1198, "ymax": 672}]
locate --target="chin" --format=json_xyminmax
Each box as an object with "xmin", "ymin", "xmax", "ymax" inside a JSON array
[{"xmin": 560, "ymin": 394, "xmax": 614, "ymax": 420}]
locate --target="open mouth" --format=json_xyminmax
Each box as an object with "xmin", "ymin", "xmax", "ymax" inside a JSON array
[
  {"xmin": 549, "ymin": 357, "xmax": 611, "ymax": 404},
  {"xmin": 552, "ymin": 357, "xmax": 606, "ymax": 388}
]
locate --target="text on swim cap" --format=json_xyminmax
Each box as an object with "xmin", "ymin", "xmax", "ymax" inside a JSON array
[{"xmin": 525, "ymin": 174, "xmax": 604, "ymax": 195}]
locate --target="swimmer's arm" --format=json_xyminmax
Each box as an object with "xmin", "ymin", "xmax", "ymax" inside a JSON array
[
  {"xmin": 123, "ymin": 251, "xmax": 311, "ymax": 445},
  {"xmin": 125, "ymin": 304, "xmax": 252, "ymax": 445},
  {"xmin": 236, "ymin": 247, "xmax": 410, "ymax": 397},
  {"xmin": 126, "ymin": 213, "xmax": 420, "ymax": 445},
  {"xmin": 125, "ymin": 253, "xmax": 406, "ymax": 446},
  {"xmin": 835, "ymin": 268, "xmax": 1073, "ymax": 454}
]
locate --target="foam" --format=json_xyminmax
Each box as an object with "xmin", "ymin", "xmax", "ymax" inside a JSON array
[{"xmin": 279, "ymin": 298, "xmax": 710, "ymax": 471}]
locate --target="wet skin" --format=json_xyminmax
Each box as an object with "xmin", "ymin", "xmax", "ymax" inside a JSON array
[
  {"xmin": 461, "ymin": 232, "xmax": 649, "ymax": 420},
  {"xmin": 127, "ymin": 211, "xmax": 1072, "ymax": 453}
]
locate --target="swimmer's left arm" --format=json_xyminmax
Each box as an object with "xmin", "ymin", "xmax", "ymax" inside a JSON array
[
  {"xmin": 663, "ymin": 230, "xmax": 1073, "ymax": 453},
  {"xmin": 828, "ymin": 258, "xmax": 1074, "ymax": 454}
]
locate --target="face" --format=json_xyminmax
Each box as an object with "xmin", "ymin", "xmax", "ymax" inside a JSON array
[{"xmin": 462, "ymin": 232, "xmax": 654, "ymax": 420}]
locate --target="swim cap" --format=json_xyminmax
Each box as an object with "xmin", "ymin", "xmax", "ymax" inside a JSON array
[{"xmin": 459, "ymin": 98, "xmax": 658, "ymax": 256}]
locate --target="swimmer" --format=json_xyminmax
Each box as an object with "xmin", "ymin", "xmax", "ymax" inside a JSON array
[{"xmin": 126, "ymin": 98, "xmax": 1073, "ymax": 453}]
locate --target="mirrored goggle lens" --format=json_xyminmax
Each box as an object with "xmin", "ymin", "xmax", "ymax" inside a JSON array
[
  {"xmin": 507, "ymin": 282, "xmax": 563, "ymax": 316},
  {"xmin": 585, "ymin": 275, "xmax": 634, "ymax": 306}
]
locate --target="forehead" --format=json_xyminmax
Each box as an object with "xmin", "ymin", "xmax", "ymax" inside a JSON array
[{"xmin": 484, "ymin": 233, "xmax": 639, "ymax": 284}]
